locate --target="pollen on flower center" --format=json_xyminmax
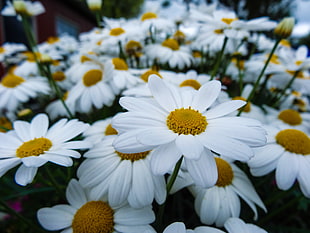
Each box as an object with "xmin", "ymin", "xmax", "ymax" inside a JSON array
[
  {"xmin": 52, "ymin": 71, "xmax": 66, "ymax": 82},
  {"xmin": 1, "ymin": 73, "xmax": 25, "ymax": 88},
  {"xmin": 162, "ymin": 38, "xmax": 180, "ymax": 51},
  {"xmin": 109, "ymin": 27, "xmax": 125, "ymax": 36},
  {"xmin": 278, "ymin": 109, "xmax": 302, "ymax": 125},
  {"xmin": 179, "ymin": 79, "xmax": 201, "ymax": 90},
  {"xmin": 116, "ymin": 151, "xmax": 150, "ymax": 162},
  {"xmin": 141, "ymin": 70, "xmax": 162, "ymax": 82},
  {"xmin": 83, "ymin": 69, "xmax": 102, "ymax": 87},
  {"xmin": 72, "ymin": 201, "xmax": 114, "ymax": 233},
  {"xmin": 215, "ymin": 157, "xmax": 234, "ymax": 187},
  {"xmin": 16, "ymin": 137, "xmax": 52, "ymax": 158},
  {"xmin": 141, "ymin": 12, "xmax": 157, "ymax": 21},
  {"xmin": 166, "ymin": 107, "xmax": 207, "ymax": 135},
  {"xmin": 232, "ymin": 96, "xmax": 251, "ymax": 112},
  {"xmin": 276, "ymin": 129, "xmax": 310, "ymax": 155},
  {"xmin": 112, "ymin": 58, "xmax": 128, "ymax": 70},
  {"xmin": 221, "ymin": 18, "xmax": 238, "ymax": 25},
  {"xmin": 105, "ymin": 124, "xmax": 118, "ymax": 135}
]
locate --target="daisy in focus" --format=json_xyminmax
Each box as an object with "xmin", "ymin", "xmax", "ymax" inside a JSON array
[
  {"xmin": 77, "ymin": 135, "xmax": 166, "ymax": 208},
  {"xmin": 190, "ymin": 156, "xmax": 266, "ymax": 227},
  {"xmin": 248, "ymin": 125, "xmax": 310, "ymax": 197},
  {"xmin": 112, "ymin": 76, "xmax": 266, "ymax": 179},
  {"xmin": 37, "ymin": 179, "xmax": 155, "ymax": 233},
  {"xmin": 0, "ymin": 113, "xmax": 90, "ymax": 186}
]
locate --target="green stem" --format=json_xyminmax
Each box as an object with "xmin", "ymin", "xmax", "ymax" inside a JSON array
[
  {"xmin": 238, "ymin": 38, "xmax": 281, "ymax": 116},
  {"xmin": 237, "ymin": 56, "xmax": 244, "ymax": 95},
  {"xmin": 0, "ymin": 199, "xmax": 46, "ymax": 233},
  {"xmin": 155, "ymin": 156, "xmax": 184, "ymax": 231},
  {"xmin": 272, "ymin": 70, "xmax": 300, "ymax": 108},
  {"xmin": 20, "ymin": 15, "xmax": 38, "ymax": 52},
  {"xmin": 44, "ymin": 64, "xmax": 74, "ymax": 119},
  {"xmin": 210, "ymin": 36, "xmax": 228, "ymax": 80}
]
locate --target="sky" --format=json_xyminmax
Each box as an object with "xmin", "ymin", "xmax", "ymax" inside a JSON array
[{"xmin": 292, "ymin": 0, "xmax": 310, "ymax": 37}]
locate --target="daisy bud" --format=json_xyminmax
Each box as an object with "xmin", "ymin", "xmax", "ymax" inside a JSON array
[
  {"xmin": 86, "ymin": 0, "xmax": 102, "ymax": 12},
  {"xmin": 274, "ymin": 17, "xmax": 295, "ymax": 39},
  {"xmin": 13, "ymin": 0, "xmax": 28, "ymax": 15}
]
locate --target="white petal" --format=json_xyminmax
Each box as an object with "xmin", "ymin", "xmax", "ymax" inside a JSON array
[
  {"xmin": 66, "ymin": 179, "xmax": 87, "ymax": 209},
  {"xmin": 21, "ymin": 156, "xmax": 47, "ymax": 167},
  {"xmin": 191, "ymin": 80, "xmax": 221, "ymax": 111},
  {"xmin": 137, "ymin": 128, "xmax": 177, "ymax": 146},
  {"xmin": 148, "ymin": 75, "xmax": 177, "ymax": 111},
  {"xmin": 37, "ymin": 205, "xmax": 73, "ymax": 231},
  {"xmin": 151, "ymin": 142, "xmax": 182, "ymax": 175},
  {"xmin": 297, "ymin": 158, "xmax": 310, "ymax": 197},
  {"xmin": 275, "ymin": 152, "xmax": 299, "ymax": 190},
  {"xmin": 15, "ymin": 164, "xmax": 38, "ymax": 186},
  {"xmin": 185, "ymin": 149, "xmax": 217, "ymax": 188},
  {"xmin": 205, "ymin": 100, "xmax": 246, "ymax": 119},
  {"xmin": 114, "ymin": 206, "xmax": 155, "ymax": 225},
  {"xmin": 175, "ymin": 134, "xmax": 204, "ymax": 160},
  {"xmin": 0, "ymin": 158, "xmax": 21, "ymax": 177},
  {"xmin": 30, "ymin": 113, "xmax": 49, "ymax": 138},
  {"xmin": 128, "ymin": 160, "xmax": 154, "ymax": 208},
  {"xmin": 108, "ymin": 160, "xmax": 132, "ymax": 207},
  {"xmin": 14, "ymin": 121, "xmax": 31, "ymax": 141},
  {"xmin": 163, "ymin": 222, "xmax": 186, "ymax": 233},
  {"xmin": 42, "ymin": 154, "xmax": 73, "ymax": 167}
]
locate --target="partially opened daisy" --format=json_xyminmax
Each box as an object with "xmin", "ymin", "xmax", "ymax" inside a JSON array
[
  {"xmin": 37, "ymin": 179, "xmax": 155, "ymax": 233},
  {"xmin": 190, "ymin": 156, "xmax": 266, "ymax": 227},
  {"xmin": 77, "ymin": 135, "xmax": 166, "ymax": 208},
  {"xmin": 248, "ymin": 125, "xmax": 310, "ymax": 197},
  {"xmin": 112, "ymin": 76, "xmax": 266, "ymax": 177},
  {"xmin": 0, "ymin": 113, "xmax": 90, "ymax": 186}
]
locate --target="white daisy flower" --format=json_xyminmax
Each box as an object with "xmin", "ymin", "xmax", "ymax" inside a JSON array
[
  {"xmin": 82, "ymin": 117, "xmax": 118, "ymax": 145},
  {"xmin": 77, "ymin": 135, "xmax": 166, "ymax": 208},
  {"xmin": 190, "ymin": 157, "xmax": 266, "ymax": 227},
  {"xmin": 248, "ymin": 125, "xmax": 310, "ymax": 197},
  {"xmin": 144, "ymin": 38, "xmax": 193, "ymax": 70},
  {"xmin": 264, "ymin": 107, "xmax": 310, "ymax": 133},
  {"xmin": 0, "ymin": 113, "xmax": 90, "ymax": 186},
  {"xmin": 0, "ymin": 42, "xmax": 27, "ymax": 63},
  {"xmin": 37, "ymin": 179, "xmax": 155, "ymax": 233},
  {"xmin": 112, "ymin": 76, "xmax": 266, "ymax": 178},
  {"xmin": 105, "ymin": 57, "xmax": 143, "ymax": 94},
  {"xmin": 66, "ymin": 61, "xmax": 115, "ymax": 113},
  {"xmin": 0, "ymin": 72, "xmax": 50, "ymax": 112},
  {"xmin": 1, "ymin": 0, "xmax": 45, "ymax": 17}
]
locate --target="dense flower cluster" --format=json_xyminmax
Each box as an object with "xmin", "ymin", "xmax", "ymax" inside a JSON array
[{"xmin": 0, "ymin": 0, "xmax": 310, "ymax": 232}]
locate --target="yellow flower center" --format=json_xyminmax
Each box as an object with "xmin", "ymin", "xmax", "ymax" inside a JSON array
[
  {"xmin": 72, "ymin": 201, "xmax": 114, "ymax": 233},
  {"xmin": 141, "ymin": 70, "xmax": 162, "ymax": 82},
  {"xmin": 215, "ymin": 157, "xmax": 234, "ymax": 187},
  {"xmin": 104, "ymin": 124, "xmax": 118, "ymax": 136},
  {"xmin": 214, "ymin": 29, "xmax": 224, "ymax": 34},
  {"xmin": 109, "ymin": 28, "xmax": 125, "ymax": 36},
  {"xmin": 280, "ymin": 39, "xmax": 291, "ymax": 47},
  {"xmin": 116, "ymin": 151, "xmax": 150, "ymax": 162},
  {"xmin": 62, "ymin": 91, "xmax": 69, "ymax": 101},
  {"xmin": 179, "ymin": 79, "xmax": 201, "ymax": 90},
  {"xmin": 16, "ymin": 138, "xmax": 52, "ymax": 158},
  {"xmin": 166, "ymin": 107, "xmax": 207, "ymax": 135},
  {"xmin": 269, "ymin": 54, "xmax": 281, "ymax": 64},
  {"xmin": 192, "ymin": 51, "xmax": 202, "ymax": 58},
  {"xmin": 47, "ymin": 36, "xmax": 60, "ymax": 44},
  {"xmin": 0, "ymin": 117, "xmax": 12, "ymax": 132},
  {"xmin": 278, "ymin": 109, "xmax": 302, "ymax": 125},
  {"xmin": 276, "ymin": 129, "xmax": 310, "ymax": 155},
  {"xmin": 83, "ymin": 69, "xmax": 102, "ymax": 87},
  {"xmin": 52, "ymin": 71, "xmax": 66, "ymax": 82},
  {"xmin": 231, "ymin": 58, "xmax": 245, "ymax": 70},
  {"xmin": 1, "ymin": 73, "xmax": 25, "ymax": 88},
  {"xmin": 112, "ymin": 58, "xmax": 128, "ymax": 70},
  {"xmin": 221, "ymin": 18, "xmax": 238, "ymax": 25},
  {"xmin": 141, "ymin": 12, "xmax": 158, "ymax": 21},
  {"xmin": 125, "ymin": 40, "xmax": 142, "ymax": 57},
  {"xmin": 0, "ymin": 47, "xmax": 5, "ymax": 53},
  {"xmin": 162, "ymin": 38, "xmax": 180, "ymax": 51},
  {"xmin": 232, "ymin": 96, "xmax": 251, "ymax": 112}
]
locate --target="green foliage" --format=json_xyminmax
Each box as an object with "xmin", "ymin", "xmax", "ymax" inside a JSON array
[
  {"xmin": 298, "ymin": 32, "xmax": 310, "ymax": 49},
  {"xmin": 102, "ymin": 0, "xmax": 145, "ymax": 18}
]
